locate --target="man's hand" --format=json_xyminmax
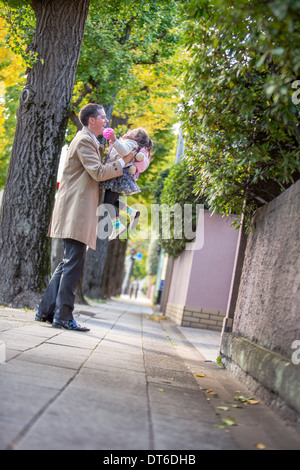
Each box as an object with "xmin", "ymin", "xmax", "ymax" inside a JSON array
[{"xmin": 122, "ymin": 150, "xmax": 136, "ymax": 165}]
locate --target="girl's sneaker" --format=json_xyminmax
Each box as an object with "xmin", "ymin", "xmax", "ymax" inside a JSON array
[
  {"xmin": 129, "ymin": 209, "xmax": 140, "ymax": 229},
  {"xmin": 109, "ymin": 221, "xmax": 126, "ymax": 240}
]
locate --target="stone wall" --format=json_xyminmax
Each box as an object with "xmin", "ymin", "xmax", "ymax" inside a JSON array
[{"xmin": 221, "ymin": 180, "xmax": 300, "ymax": 419}]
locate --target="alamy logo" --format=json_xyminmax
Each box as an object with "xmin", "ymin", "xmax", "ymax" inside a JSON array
[
  {"xmin": 291, "ymin": 340, "xmax": 300, "ymax": 365},
  {"xmin": 96, "ymin": 201, "xmax": 205, "ymax": 251},
  {"xmin": 291, "ymin": 80, "xmax": 300, "ymax": 105}
]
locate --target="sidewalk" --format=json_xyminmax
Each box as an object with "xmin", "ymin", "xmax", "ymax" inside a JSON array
[{"xmin": 0, "ymin": 296, "xmax": 300, "ymax": 451}]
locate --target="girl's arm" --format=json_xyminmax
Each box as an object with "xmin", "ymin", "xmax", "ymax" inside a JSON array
[
  {"xmin": 112, "ymin": 138, "xmax": 138, "ymax": 157},
  {"xmin": 109, "ymin": 130, "xmax": 138, "ymax": 157}
]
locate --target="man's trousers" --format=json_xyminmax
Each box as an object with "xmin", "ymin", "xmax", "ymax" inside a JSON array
[{"xmin": 38, "ymin": 238, "xmax": 87, "ymax": 322}]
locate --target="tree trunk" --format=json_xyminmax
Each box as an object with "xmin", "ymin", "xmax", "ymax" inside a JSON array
[
  {"xmin": 50, "ymin": 238, "xmax": 64, "ymax": 274},
  {"xmin": 0, "ymin": 0, "xmax": 90, "ymax": 308},
  {"xmin": 82, "ymin": 237, "xmax": 109, "ymax": 299},
  {"xmin": 75, "ymin": 270, "xmax": 90, "ymax": 305},
  {"xmin": 100, "ymin": 238, "xmax": 128, "ymax": 298}
]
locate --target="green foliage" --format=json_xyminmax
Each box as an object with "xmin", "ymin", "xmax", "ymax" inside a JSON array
[
  {"xmin": 70, "ymin": 0, "xmax": 184, "ymax": 204},
  {"xmin": 146, "ymin": 237, "xmax": 160, "ymax": 276},
  {"xmin": 136, "ymin": 128, "xmax": 176, "ymax": 203},
  {"xmin": 0, "ymin": 1, "xmax": 37, "ymax": 66},
  {"xmin": 157, "ymin": 159, "xmax": 207, "ymax": 258},
  {"xmin": 0, "ymin": 83, "xmax": 24, "ymax": 187},
  {"xmin": 132, "ymin": 254, "xmax": 147, "ymax": 280},
  {"xmin": 179, "ymin": 0, "xmax": 300, "ymax": 224},
  {"xmin": 152, "ymin": 168, "xmax": 170, "ymax": 204},
  {"xmin": 72, "ymin": 0, "xmax": 184, "ymax": 114},
  {"xmin": 0, "ymin": 0, "xmax": 184, "ymax": 193}
]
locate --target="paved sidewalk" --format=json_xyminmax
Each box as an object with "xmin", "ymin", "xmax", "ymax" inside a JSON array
[
  {"xmin": 0, "ymin": 297, "xmax": 300, "ymax": 451},
  {"xmin": 178, "ymin": 325, "xmax": 221, "ymax": 362}
]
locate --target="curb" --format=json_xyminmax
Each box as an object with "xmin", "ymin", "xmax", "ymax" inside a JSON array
[
  {"xmin": 221, "ymin": 332, "xmax": 300, "ymax": 416},
  {"xmin": 0, "ymin": 341, "xmax": 5, "ymax": 364}
]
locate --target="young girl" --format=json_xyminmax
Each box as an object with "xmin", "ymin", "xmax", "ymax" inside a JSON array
[{"xmin": 100, "ymin": 127, "xmax": 153, "ymax": 240}]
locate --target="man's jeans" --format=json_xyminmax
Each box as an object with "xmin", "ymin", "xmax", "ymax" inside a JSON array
[{"xmin": 38, "ymin": 239, "xmax": 87, "ymax": 322}]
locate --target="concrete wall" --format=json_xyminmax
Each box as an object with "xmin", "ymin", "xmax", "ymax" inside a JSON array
[
  {"xmin": 231, "ymin": 180, "xmax": 300, "ymax": 358},
  {"xmin": 221, "ymin": 180, "xmax": 300, "ymax": 419},
  {"xmin": 165, "ymin": 211, "xmax": 239, "ymax": 331}
]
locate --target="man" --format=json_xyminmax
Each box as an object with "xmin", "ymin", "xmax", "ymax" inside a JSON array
[{"xmin": 35, "ymin": 103, "xmax": 135, "ymax": 331}]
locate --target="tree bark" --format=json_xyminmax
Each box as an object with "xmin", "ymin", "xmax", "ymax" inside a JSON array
[
  {"xmin": 100, "ymin": 237, "xmax": 128, "ymax": 298},
  {"xmin": 82, "ymin": 237, "xmax": 109, "ymax": 299},
  {"xmin": 0, "ymin": 0, "xmax": 91, "ymax": 308}
]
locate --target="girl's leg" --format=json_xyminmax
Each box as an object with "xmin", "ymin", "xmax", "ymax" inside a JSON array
[
  {"xmin": 118, "ymin": 199, "xmax": 140, "ymax": 229},
  {"xmin": 104, "ymin": 189, "xmax": 120, "ymax": 218},
  {"xmin": 104, "ymin": 189, "xmax": 126, "ymax": 240},
  {"xmin": 118, "ymin": 199, "xmax": 133, "ymax": 216}
]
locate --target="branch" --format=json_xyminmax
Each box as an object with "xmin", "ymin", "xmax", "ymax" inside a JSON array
[
  {"xmin": 134, "ymin": 51, "xmax": 160, "ymax": 65},
  {"xmin": 118, "ymin": 15, "xmax": 135, "ymax": 45},
  {"xmin": 72, "ymin": 83, "xmax": 93, "ymax": 109},
  {"xmin": 69, "ymin": 110, "xmax": 82, "ymax": 131},
  {"xmin": 156, "ymin": 30, "xmax": 168, "ymax": 40}
]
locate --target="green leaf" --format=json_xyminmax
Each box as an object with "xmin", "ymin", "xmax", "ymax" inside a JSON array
[{"xmin": 222, "ymin": 416, "xmax": 237, "ymax": 426}]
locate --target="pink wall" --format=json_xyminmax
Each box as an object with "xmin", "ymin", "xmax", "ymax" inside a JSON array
[
  {"xmin": 167, "ymin": 211, "xmax": 239, "ymax": 313},
  {"xmin": 167, "ymin": 248, "xmax": 193, "ymax": 307}
]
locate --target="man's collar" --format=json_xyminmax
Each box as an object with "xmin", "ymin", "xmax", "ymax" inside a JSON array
[{"xmin": 82, "ymin": 126, "xmax": 102, "ymax": 146}]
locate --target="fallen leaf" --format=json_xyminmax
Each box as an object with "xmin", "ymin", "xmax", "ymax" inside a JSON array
[
  {"xmin": 222, "ymin": 416, "xmax": 237, "ymax": 426},
  {"xmin": 217, "ymin": 406, "xmax": 229, "ymax": 411},
  {"xmin": 255, "ymin": 443, "xmax": 266, "ymax": 449},
  {"xmin": 214, "ymin": 424, "xmax": 226, "ymax": 429},
  {"xmin": 248, "ymin": 400, "xmax": 260, "ymax": 405},
  {"xmin": 234, "ymin": 395, "xmax": 255, "ymax": 404},
  {"xmin": 156, "ymin": 388, "xmax": 164, "ymax": 392},
  {"xmin": 194, "ymin": 374, "xmax": 206, "ymax": 377}
]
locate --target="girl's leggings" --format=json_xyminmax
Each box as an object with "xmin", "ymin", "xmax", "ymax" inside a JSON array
[{"xmin": 104, "ymin": 189, "xmax": 121, "ymax": 218}]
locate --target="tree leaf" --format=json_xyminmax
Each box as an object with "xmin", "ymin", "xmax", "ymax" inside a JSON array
[
  {"xmin": 255, "ymin": 443, "xmax": 266, "ymax": 449},
  {"xmin": 222, "ymin": 416, "xmax": 237, "ymax": 426}
]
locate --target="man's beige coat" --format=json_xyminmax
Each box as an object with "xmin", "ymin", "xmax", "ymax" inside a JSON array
[{"xmin": 49, "ymin": 127, "xmax": 123, "ymax": 250}]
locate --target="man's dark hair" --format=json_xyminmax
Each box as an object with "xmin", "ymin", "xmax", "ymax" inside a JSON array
[{"xmin": 79, "ymin": 103, "xmax": 104, "ymax": 127}]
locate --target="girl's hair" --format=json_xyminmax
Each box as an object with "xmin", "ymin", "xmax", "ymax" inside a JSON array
[{"xmin": 122, "ymin": 128, "xmax": 153, "ymax": 152}]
